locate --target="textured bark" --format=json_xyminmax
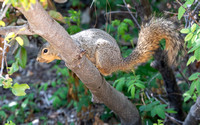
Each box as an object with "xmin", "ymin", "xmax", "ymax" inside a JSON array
[
  {"xmin": 183, "ymin": 97, "xmax": 200, "ymax": 125},
  {"xmin": 151, "ymin": 49, "xmax": 185, "ymax": 125},
  {"xmin": 0, "ymin": 1, "xmax": 141, "ymax": 124}
]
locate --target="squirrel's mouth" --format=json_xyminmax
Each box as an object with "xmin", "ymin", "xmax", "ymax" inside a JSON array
[{"xmin": 36, "ymin": 57, "xmax": 50, "ymax": 63}]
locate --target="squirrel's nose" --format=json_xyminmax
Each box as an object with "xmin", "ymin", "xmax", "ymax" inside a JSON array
[{"xmin": 36, "ymin": 58, "xmax": 39, "ymax": 62}]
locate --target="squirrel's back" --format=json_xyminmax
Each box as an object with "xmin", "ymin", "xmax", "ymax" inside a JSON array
[{"xmin": 71, "ymin": 29, "xmax": 121, "ymax": 64}]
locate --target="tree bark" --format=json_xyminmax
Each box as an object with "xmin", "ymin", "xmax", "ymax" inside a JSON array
[
  {"xmin": 183, "ymin": 97, "xmax": 200, "ymax": 125},
  {"xmin": 0, "ymin": 1, "xmax": 141, "ymax": 124}
]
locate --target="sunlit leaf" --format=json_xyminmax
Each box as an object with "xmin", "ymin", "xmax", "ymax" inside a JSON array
[
  {"xmin": 5, "ymin": 32, "xmax": 15, "ymax": 42},
  {"xmin": 188, "ymin": 72, "xmax": 200, "ymax": 81},
  {"xmin": 30, "ymin": 0, "xmax": 36, "ymax": 4},
  {"xmin": 0, "ymin": 21, "xmax": 5, "ymax": 27},
  {"xmin": 3, "ymin": 78, "xmax": 13, "ymax": 89},
  {"xmin": 180, "ymin": 28, "xmax": 190, "ymax": 34},
  {"xmin": 191, "ymin": 23, "xmax": 197, "ymax": 32},
  {"xmin": 15, "ymin": 36, "xmax": 24, "ymax": 46},
  {"xmin": 178, "ymin": 6, "xmax": 186, "ymax": 20},
  {"xmin": 185, "ymin": 32, "xmax": 193, "ymax": 41},
  {"xmin": 12, "ymin": 83, "xmax": 30, "ymax": 96},
  {"xmin": 8, "ymin": 60, "xmax": 19, "ymax": 75},
  {"xmin": 194, "ymin": 48, "xmax": 200, "ymax": 60}
]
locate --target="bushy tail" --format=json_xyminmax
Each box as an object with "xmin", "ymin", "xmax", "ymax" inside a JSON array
[{"xmin": 120, "ymin": 18, "xmax": 183, "ymax": 71}]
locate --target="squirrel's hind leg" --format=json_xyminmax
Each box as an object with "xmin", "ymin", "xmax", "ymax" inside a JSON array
[{"xmin": 95, "ymin": 48, "xmax": 113, "ymax": 76}]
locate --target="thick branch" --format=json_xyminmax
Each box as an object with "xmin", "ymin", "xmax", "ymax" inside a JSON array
[
  {"xmin": 4, "ymin": 1, "xmax": 141, "ymax": 124},
  {"xmin": 0, "ymin": 24, "xmax": 35, "ymax": 35},
  {"xmin": 183, "ymin": 97, "xmax": 200, "ymax": 125}
]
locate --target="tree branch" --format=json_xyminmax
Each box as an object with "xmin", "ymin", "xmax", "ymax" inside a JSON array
[
  {"xmin": 0, "ymin": 24, "xmax": 35, "ymax": 35},
  {"xmin": 2, "ymin": 1, "xmax": 141, "ymax": 124},
  {"xmin": 183, "ymin": 97, "xmax": 200, "ymax": 125}
]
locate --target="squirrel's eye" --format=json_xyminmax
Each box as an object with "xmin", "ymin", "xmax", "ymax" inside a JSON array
[{"xmin": 43, "ymin": 49, "xmax": 48, "ymax": 53}]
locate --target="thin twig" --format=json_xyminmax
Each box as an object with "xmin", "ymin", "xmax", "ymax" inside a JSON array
[
  {"xmin": 104, "ymin": 11, "xmax": 136, "ymax": 16},
  {"xmin": 176, "ymin": 0, "xmax": 200, "ymax": 27},
  {"xmin": 165, "ymin": 113, "xmax": 184, "ymax": 124},
  {"xmin": 177, "ymin": 68, "xmax": 190, "ymax": 85},
  {"xmin": 0, "ymin": 24, "xmax": 34, "ymax": 35},
  {"xmin": 0, "ymin": 3, "xmax": 11, "ymax": 20},
  {"xmin": 122, "ymin": 0, "xmax": 141, "ymax": 29},
  {"xmin": 0, "ymin": 40, "xmax": 8, "ymax": 75}
]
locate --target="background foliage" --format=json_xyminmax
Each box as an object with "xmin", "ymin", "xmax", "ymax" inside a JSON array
[{"xmin": 0, "ymin": 0, "xmax": 200, "ymax": 124}]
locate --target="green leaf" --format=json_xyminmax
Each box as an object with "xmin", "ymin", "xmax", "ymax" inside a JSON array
[
  {"xmin": 122, "ymin": 34, "xmax": 132, "ymax": 41},
  {"xmin": 8, "ymin": 60, "xmax": 19, "ymax": 75},
  {"xmin": 185, "ymin": 0, "xmax": 194, "ymax": 5},
  {"xmin": 191, "ymin": 34, "xmax": 197, "ymax": 43},
  {"xmin": 135, "ymin": 82, "xmax": 145, "ymax": 89},
  {"xmin": 21, "ymin": 98, "xmax": 29, "ymax": 108},
  {"xmin": 178, "ymin": 6, "xmax": 186, "ymax": 20},
  {"xmin": 3, "ymin": 78, "xmax": 13, "ymax": 89},
  {"xmin": 166, "ymin": 108, "xmax": 177, "ymax": 114},
  {"xmin": 183, "ymin": 91, "xmax": 191, "ymax": 102},
  {"xmin": 111, "ymin": 20, "xmax": 120, "ymax": 26},
  {"xmin": 15, "ymin": 36, "xmax": 24, "ymax": 46},
  {"xmin": 151, "ymin": 107, "xmax": 157, "ymax": 117},
  {"xmin": 67, "ymin": 25, "xmax": 81, "ymax": 35},
  {"xmin": 185, "ymin": 32, "xmax": 193, "ymax": 41},
  {"xmin": 188, "ymin": 72, "xmax": 200, "ymax": 80},
  {"xmin": 123, "ymin": 19, "xmax": 134, "ymax": 27},
  {"xmin": 131, "ymin": 86, "xmax": 135, "ymax": 98},
  {"xmin": 189, "ymin": 81, "xmax": 196, "ymax": 94},
  {"xmin": 12, "ymin": 83, "xmax": 30, "ymax": 96},
  {"xmin": 196, "ymin": 81, "xmax": 200, "ymax": 94},
  {"xmin": 155, "ymin": 107, "xmax": 166, "ymax": 119},
  {"xmin": 191, "ymin": 24, "xmax": 197, "ymax": 32},
  {"xmin": 197, "ymin": 29, "xmax": 200, "ymax": 34},
  {"xmin": 0, "ymin": 111, "xmax": 7, "ymax": 119},
  {"xmin": 194, "ymin": 48, "xmax": 200, "ymax": 60},
  {"xmin": 5, "ymin": 121, "xmax": 16, "ymax": 125},
  {"xmin": 15, "ymin": 47, "xmax": 27, "ymax": 68},
  {"xmin": 128, "ymin": 84, "xmax": 134, "ymax": 92},
  {"xmin": 187, "ymin": 56, "xmax": 195, "ymax": 66},
  {"xmin": 115, "ymin": 79, "xmax": 125, "ymax": 91},
  {"xmin": 118, "ymin": 22, "xmax": 128, "ymax": 35},
  {"xmin": 0, "ymin": 20, "xmax": 5, "ymax": 27},
  {"xmin": 188, "ymin": 39, "xmax": 200, "ymax": 53},
  {"xmin": 180, "ymin": 28, "xmax": 190, "ymax": 34}
]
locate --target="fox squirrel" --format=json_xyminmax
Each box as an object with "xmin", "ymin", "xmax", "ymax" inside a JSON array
[{"xmin": 37, "ymin": 18, "xmax": 182, "ymax": 76}]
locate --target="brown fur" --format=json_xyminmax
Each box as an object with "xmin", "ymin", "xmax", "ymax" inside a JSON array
[{"xmin": 37, "ymin": 18, "xmax": 183, "ymax": 76}]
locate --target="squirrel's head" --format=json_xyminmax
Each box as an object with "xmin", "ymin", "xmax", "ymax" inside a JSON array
[{"xmin": 36, "ymin": 42, "xmax": 61, "ymax": 63}]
